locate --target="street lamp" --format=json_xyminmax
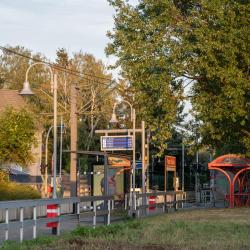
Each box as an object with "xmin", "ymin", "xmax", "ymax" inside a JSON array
[
  {"xmin": 110, "ymin": 100, "xmax": 136, "ymax": 217},
  {"xmin": 20, "ymin": 62, "xmax": 58, "ymax": 199}
]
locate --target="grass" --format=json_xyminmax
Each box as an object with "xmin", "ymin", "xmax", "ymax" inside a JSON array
[{"xmin": 2, "ymin": 207, "xmax": 250, "ymax": 250}]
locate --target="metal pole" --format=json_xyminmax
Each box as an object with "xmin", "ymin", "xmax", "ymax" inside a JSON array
[
  {"xmin": 132, "ymin": 108, "xmax": 136, "ymax": 217},
  {"xmin": 195, "ymin": 151, "xmax": 199, "ymax": 203},
  {"xmin": 59, "ymin": 116, "xmax": 63, "ymax": 180},
  {"xmin": 146, "ymin": 130, "xmax": 150, "ymax": 192},
  {"xmin": 182, "ymin": 143, "xmax": 185, "ymax": 192},
  {"xmin": 70, "ymin": 83, "xmax": 78, "ymax": 197},
  {"xmin": 52, "ymin": 73, "xmax": 58, "ymax": 199},
  {"xmin": 45, "ymin": 125, "xmax": 53, "ymax": 198},
  {"xmin": 104, "ymin": 152, "xmax": 108, "ymax": 224},
  {"xmin": 141, "ymin": 121, "xmax": 146, "ymax": 214}
]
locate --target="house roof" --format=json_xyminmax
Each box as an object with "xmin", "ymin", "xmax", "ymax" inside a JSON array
[{"xmin": 0, "ymin": 89, "xmax": 26, "ymax": 111}]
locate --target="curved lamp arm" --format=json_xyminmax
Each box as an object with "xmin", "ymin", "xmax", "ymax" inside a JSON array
[
  {"xmin": 25, "ymin": 62, "xmax": 54, "ymax": 91},
  {"xmin": 112, "ymin": 100, "xmax": 133, "ymax": 122}
]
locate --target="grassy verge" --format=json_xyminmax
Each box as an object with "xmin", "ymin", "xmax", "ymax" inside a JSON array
[{"xmin": 2, "ymin": 208, "xmax": 250, "ymax": 250}]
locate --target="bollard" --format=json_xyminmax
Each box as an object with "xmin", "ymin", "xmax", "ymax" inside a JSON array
[{"xmin": 47, "ymin": 204, "xmax": 59, "ymax": 235}]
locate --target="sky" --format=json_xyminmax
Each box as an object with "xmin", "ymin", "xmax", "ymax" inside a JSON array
[
  {"xmin": 0, "ymin": 0, "xmax": 136, "ymax": 67},
  {"xmin": 0, "ymin": 0, "xmax": 192, "ymax": 117}
]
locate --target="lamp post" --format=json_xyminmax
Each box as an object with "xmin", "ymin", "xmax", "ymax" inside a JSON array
[
  {"xmin": 20, "ymin": 62, "xmax": 58, "ymax": 199},
  {"xmin": 110, "ymin": 100, "xmax": 136, "ymax": 217}
]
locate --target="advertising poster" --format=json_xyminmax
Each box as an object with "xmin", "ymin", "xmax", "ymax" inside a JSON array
[{"xmin": 93, "ymin": 165, "xmax": 124, "ymax": 200}]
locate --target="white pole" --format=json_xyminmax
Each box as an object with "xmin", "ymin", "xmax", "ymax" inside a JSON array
[
  {"xmin": 195, "ymin": 151, "xmax": 199, "ymax": 203},
  {"xmin": 45, "ymin": 126, "xmax": 53, "ymax": 198},
  {"xmin": 53, "ymin": 73, "xmax": 58, "ymax": 199},
  {"xmin": 182, "ymin": 143, "xmax": 185, "ymax": 192},
  {"xmin": 132, "ymin": 108, "xmax": 136, "ymax": 217},
  {"xmin": 141, "ymin": 121, "xmax": 146, "ymax": 214},
  {"xmin": 59, "ymin": 116, "xmax": 63, "ymax": 180}
]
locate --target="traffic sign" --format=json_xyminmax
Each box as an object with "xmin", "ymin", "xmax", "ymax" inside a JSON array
[{"xmin": 101, "ymin": 136, "xmax": 133, "ymax": 151}]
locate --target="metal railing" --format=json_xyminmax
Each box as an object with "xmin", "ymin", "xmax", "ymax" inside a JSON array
[
  {"xmin": 0, "ymin": 195, "xmax": 113, "ymax": 243},
  {"xmin": 0, "ymin": 191, "xmax": 225, "ymax": 244},
  {"xmin": 125, "ymin": 191, "xmax": 186, "ymax": 217}
]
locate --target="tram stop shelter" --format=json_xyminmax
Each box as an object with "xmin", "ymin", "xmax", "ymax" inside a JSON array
[{"xmin": 208, "ymin": 154, "xmax": 250, "ymax": 208}]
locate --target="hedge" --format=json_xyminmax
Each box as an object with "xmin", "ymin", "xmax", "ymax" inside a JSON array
[{"xmin": 0, "ymin": 181, "xmax": 41, "ymax": 201}]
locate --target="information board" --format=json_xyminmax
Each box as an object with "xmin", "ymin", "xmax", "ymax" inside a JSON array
[
  {"xmin": 165, "ymin": 156, "xmax": 176, "ymax": 171},
  {"xmin": 101, "ymin": 136, "xmax": 133, "ymax": 151}
]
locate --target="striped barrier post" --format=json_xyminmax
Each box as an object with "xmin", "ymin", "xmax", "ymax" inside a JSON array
[{"xmin": 46, "ymin": 204, "xmax": 59, "ymax": 235}]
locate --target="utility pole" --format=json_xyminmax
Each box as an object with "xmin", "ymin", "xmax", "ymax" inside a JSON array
[
  {"xmin": 195, "ymin": 151, "xmax": 199, "ymax": 203},
  {"xmin": 132, "ymin": 108, "xmax": 136, "ymax": 217},
  {"xmin": 182, "ymin": 143, "xmax": 185, "ymax": 192},
  {"xmin": 70, "ymin": 83, "xmax": 78, "ymax": 197},
  {"xmin": 52, "ymin": 73, "xmax": 58, "ymax": 199},
  {"xmin": 59, "ymin": 116, "xmax": 63, "ymax": 181},
  {"xmin": 146, "ymin": 130, "xmax": 150, "ymax": 191},
  {"xmin": 141, "ymin": 121, "xmax": 146, "ymax": 214}
]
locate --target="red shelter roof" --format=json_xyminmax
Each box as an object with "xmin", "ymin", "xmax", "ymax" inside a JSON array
[{"xmin": 208, "ymin": 154, "xmax": 250, "ymax": 169}]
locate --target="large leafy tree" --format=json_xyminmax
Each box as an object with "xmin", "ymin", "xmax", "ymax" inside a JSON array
[
  {"xmin": 0, "ymin": 107, "xmax": 37, "ymax": 166},
  {"xmin": 106, "ymin": 0, "xmax": 184, "ymax": 154},
  {"xmin": 55, "ymin": 49, "xmax": 116, "ymax": 152},
  {"xmin": 178, "ymin": 0, "xmax": 250, "ymax": 156},
  {"xmin": 107, "ymin": 0, "xmax": 250, "ymax": 156}
]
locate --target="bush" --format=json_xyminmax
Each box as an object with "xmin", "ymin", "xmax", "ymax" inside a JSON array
[
  {"xmin": 0, "ymin": 181, "xmax": 41, "ymax": 201},
  {"xmin": 0, "ymin": 170, "xmax": 9, "ymax": 182},
  {"xmin": 72, "ymin": 220, "xmax": 144, "ymax": 238}
]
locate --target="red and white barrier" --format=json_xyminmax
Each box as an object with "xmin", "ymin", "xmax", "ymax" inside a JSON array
[
  {"xmin": 46, "ymin": 204, "xmax": 59, "ymax": 229},
  {"xmin": 149, "ymin": 196, "xmax": 156, "ymax": 211}
]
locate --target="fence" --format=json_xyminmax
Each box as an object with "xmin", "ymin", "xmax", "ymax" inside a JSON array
[
  {"xmin": 124, "ymin": 191, "xmax": 186, "ymax": 217},
  {"xmin": 0, "ymin": 195, "xmax": 113, "ymax": 243},
  {"xmin": 0, "ymin": 190, "xmax": 222, "ymax": 244}
]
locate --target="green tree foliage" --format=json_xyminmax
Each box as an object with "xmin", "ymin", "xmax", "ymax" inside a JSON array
[
  {"xmin": 0, "ymin": 46, "xmax": 46, "ymax": 90},
  {"xmin": 178, "ymin": 0, "xmax": 250, "ymax": 156},
  {"xmin": 107, "ymin": 0, "xmax": 250, "ymax": 156},
  {"xmin": 106, "ymin": 0, "xmax": 186, "ymax": 154},
  {"xmin": 0, "ymin": 107, "xmax": 37, "ymax": 166},
  {"xmin": 0, "ymin": 169, "xmax": 9, "ymax": 182}
]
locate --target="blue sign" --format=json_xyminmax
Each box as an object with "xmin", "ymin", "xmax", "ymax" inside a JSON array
[
  {"xmin": 101, "ymin": 136, "xmax": 133, "ymax": 151},
  {"xmin": 136, "ymin": 160, "xmax": 142, "ymax": 169}
]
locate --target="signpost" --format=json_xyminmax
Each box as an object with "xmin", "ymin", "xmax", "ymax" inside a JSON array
[
  {"xmin": 96, "ymin": 118, "xmax": 148, "ymax": 218},
  {"xmin": 101, "ymin": 136, "xmax": 133, "ymax": 151},
  {"xmin": 164, "ymin": 156, "xmax": 177, "ymax": 191}
]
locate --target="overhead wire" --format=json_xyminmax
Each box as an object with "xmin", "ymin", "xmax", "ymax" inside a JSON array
[
  {"xmin": 3, "ymin": 78, "xmax": 117, "ymax": 116},
  {"xmin": 0, "ymin": 45, "xmax": 113, "ymax": 87},
  {"xmin": 78, "ymin": 84, "xmax": 117, "ymax": 113}
]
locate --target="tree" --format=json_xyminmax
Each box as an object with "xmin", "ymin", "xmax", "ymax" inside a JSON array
[
  {"xmin": 106, "ymin": 0, "xmax": 186, "ymax": 154},
  {"xmin": 0, "ymin": 107, "xmax": 37, "ymax": 166},
  {"xmin": 177, "ymin": 0, "xmax": 250, "ymax": 156},
  {"xmin": 0, "ymin": 45, "xmax": 47, "ymax": 90},
  {"xmin": 70, "ymin": 52, "xmax": 115, "ymax": 151},
  {"xmin": 107, "ymin": 0, "xmax": 250, "ymax": 156}
]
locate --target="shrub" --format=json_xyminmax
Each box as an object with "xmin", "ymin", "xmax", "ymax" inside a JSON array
[
  {"xmin": 72, "ymin": 220, "xmax": 144, "ymax": 238},
  {"xmin": 0, "ymin": 169, "xmax": 9, "ymax": 182},
  {"xmin": 0, "ymin": 181, "xmax": 40, "ymax": 201}
]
